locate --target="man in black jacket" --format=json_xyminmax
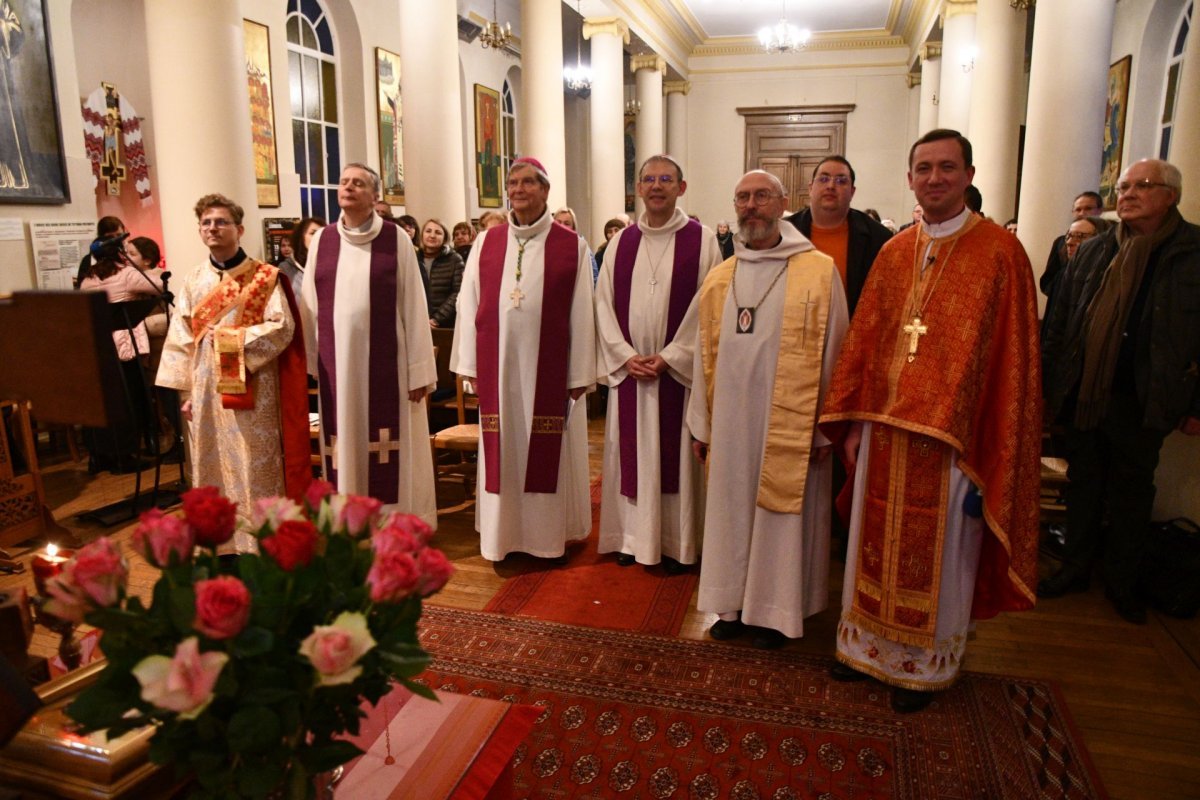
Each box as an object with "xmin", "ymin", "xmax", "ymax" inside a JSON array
[
  {"xmin": 1039, "ymin": 159, "xmax": 1200, "ymax": 623},
  {"xmin": 784, "ymin": 156, "xmax": 891, "ymax": 317}
]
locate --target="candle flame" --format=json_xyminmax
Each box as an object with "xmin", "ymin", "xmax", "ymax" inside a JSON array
[{"xmin": 46, "ymin": 543, "xmax": 58, "ymax": 557}]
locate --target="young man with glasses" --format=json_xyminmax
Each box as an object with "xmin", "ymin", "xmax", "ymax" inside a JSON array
[
  {"xmin": 157, "ymin": 194, "xmax": 310, "ymax": 549},
  {"xmin": 1040, "ymin": 158, "xmax": 1200, "ymax": 624},
  {"xmin": 687, "ymin": 170, "xmax": 849, "ymax": 650},
  {"xmin": 594, "ymin": 155, "xmax": 722, "ymax": 576}
]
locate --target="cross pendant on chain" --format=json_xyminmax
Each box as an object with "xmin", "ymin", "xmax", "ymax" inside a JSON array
[
  {"xmin": 903, "ymin": 316, "xmax": 928, "ymax": 362},
  {"xmin": 509, "ymin": 286, "xmax": 525, "ymax": 308}
]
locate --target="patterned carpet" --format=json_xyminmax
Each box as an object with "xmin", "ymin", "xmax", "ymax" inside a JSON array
[{"xmin": 418, "ymin": 606, "xmax": 1107, "ymax": 800}]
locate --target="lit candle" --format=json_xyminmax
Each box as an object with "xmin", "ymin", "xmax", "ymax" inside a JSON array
[{"xmin": 32, "ymin": 543, "xmax": 73, "ymax": 596}]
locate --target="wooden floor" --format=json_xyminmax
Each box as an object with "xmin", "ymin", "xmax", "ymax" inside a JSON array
[{"xmin": 4, "ymin": 419, "xmax": 1198, "ymax": 800}]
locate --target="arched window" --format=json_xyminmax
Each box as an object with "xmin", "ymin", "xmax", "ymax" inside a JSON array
[
  {"xmin": 1160, "ymin": 0, "xmax": 1192, "ymax": 159},
  {"xmin": 287, "ymin": 0, "xmax": 340, "ymax": 219},
  {"xmin": 501, "ymin": 80, "xmax": 516, "ymax": 175}
]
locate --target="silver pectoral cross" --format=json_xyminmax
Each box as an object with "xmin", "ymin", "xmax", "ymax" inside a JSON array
[
  {"xmin": 903, "ymin": 316, "xmax": 928, "ymax": 362},
  {"xmin": 509, "ymin": 286, "xmax": 525, "ymax": 309}
]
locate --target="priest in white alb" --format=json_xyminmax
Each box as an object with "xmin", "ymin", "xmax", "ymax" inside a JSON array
[
  {"xmin": 451, "ymin": 157, "xmax": 595, "ymax": 563},
  {"xmin": 595, "ymin": 154, "xmax": 721, "ymax": 573},
  {"xmin": 298, "ymin": 163, "xmax": 437, "ymax": 526},
  {"xmin": 687, "ymin": 170, "xmax": 848, "ymax": 649}
]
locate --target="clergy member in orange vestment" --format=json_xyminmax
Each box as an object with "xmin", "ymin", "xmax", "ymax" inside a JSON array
[{"xmin": 819, "ymin": 130, "xmax": 1042, "ymax": 714}]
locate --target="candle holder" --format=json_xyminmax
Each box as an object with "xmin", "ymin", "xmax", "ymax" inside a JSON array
[{"xmin": 29, "ymin": 544, "xmax": 82, "ymax": 673}]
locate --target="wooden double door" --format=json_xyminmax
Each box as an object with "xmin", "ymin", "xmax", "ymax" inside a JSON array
[{"xmin": 737, "ymin": 105, "xmax": 854, "ymax": 213}]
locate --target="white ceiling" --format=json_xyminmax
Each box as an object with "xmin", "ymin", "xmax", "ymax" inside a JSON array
[{"xmin": 679, "ymin": 0, "xmax": 899, "ymax": 38}]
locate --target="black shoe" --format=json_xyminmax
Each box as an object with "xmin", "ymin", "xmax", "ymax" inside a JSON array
[
  {"xmin": 891, "ymin": 688, "xmax": 936, "ymax": 713},
  {"xmin": 1036, "ymin": 568, "xmax": 1090, "ymax": 599},
  {"xmin": 751, "ymin": 628, "xmax": 787, "ymax": 649},
  {"xmin": 616, "ymin": 553, "xmax": 635, "ymax": 567},
  {"xmin": 829, "ymin": 662, "xmax": 870, "ymax": 682},
  {"xmin": 1105, "ymin": 588, "xmax": 1147, "ymax": 624},
  {"xmin": 709, "ymin": 618, "xmax": 747, "ymax": 641},
  {"xmin": 661, "ymin": 557, "xmax": 689, "ymax": 576}
]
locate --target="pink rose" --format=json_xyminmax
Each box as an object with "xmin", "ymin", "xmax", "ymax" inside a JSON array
[
  {"xmin": 45, "ymin": 538, "xmax": 129, "ymax": 622},
  {"xmin": 329, "ymin": 494, "xmax": 382, "ymax": 537},
  {"xmin": 416, "ymin": 547, "xmax": 454, "ymax": 597},
  {"xmin": 261, "ymin": 519, "xmax": 320, "ymax": 571},
  {"xmin": 181, "ymin": 487, "xmax": 238, "ymax": 547},
  {"xmin": 380, "ymin": 513, "xmax": 433, "ymax": 544},
  {"xmin": 131, "ymin": 509, "xmax": 194, "ymax": 568},
  {"xmin": 193, "ymin": 576, "xmax": 252, "ymax": 640},
  {"xmin": 304, "ymin": 479, "xmax": 336, "ymax": 512},
  {"xmin": 43, "ymin": 574, "xmax": 89, "ymax": 623},
  {"xmin": 366, "ymin": 549, "xmax": 421, "ymax": 603},
  {"xmin": 250, "ymin": 496, "xmax": 304, "ymax": 531},
  {"xmin": 133, "ymin": 637, "xmax": 229, "ymax": 718},
  {"xmin": 372, "ymin": 516, "xmax": 429, "ymax": 556},
  {"xmin": 298, "ymin": 612, "xmax": 376, "ymax": 686}
]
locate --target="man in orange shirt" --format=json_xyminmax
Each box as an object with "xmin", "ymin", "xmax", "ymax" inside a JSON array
[{"xmin": 785, "ymin": 156, "xmax": 891, "ymax": 317}]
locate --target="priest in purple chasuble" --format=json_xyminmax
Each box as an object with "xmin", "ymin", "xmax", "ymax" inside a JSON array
[
  {"xmin": 818, "ymin": 131, "xmax": 1041, "ymax": 714},
  {"xmin": 298, "ymin": 163, "xmax": 437, "ymax": 526},
  {"xmin": 595, "ymin": 155, "xmax": 722, "ymax": 572},
  {"xmin": 450, "ymin": 157, "xmax": 596, "ymax": 563},
  {"xmin": 158, "ymin": 194, "xmax": 311, "ymax": 552},
  {"xmin": 686, "ymin": 170, "xmax": 849, "ymax": 649}
]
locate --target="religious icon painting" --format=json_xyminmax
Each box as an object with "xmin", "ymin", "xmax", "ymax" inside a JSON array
[
  {"xmin": 474, "ymin": 84, "xmax": 503, "ymax": 208},
  {"xmin": 375, "ymin": 48, "xmax": 405, "ymax": 205},
  {"xmin": 0, "ymin": 0, "xmax": 69, "ymax": 204},
  {"xmin": 1100, "ymin": 54, "xmax": 1132, "ymax": 210},
  {"xmin": 243, "ymin": 19, "xmax": 281, "ymax": 207}
]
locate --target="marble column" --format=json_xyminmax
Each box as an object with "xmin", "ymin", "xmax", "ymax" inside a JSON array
[
  {"xmin": 583, "ymin": 18, "xmax": 629, "ymax": 245},
  {"xmin": 918, "ymin": 44, "xmax": 942, "ymax": 137},
  {"xmin": 519, "ymin": 0, "xmax": 568, "ymax": 209},
  {"xmin": 144, "ymin": 0, "xmax": 259, "ymax": 272},
  {"xmin": 631, "ymin": 55, "xmax": 665, "ymax": 216},
  {"xmin": 937, "ymin": 0, "xmax": 976, "ymax": 134},
  {"xmin": 398, "ymin": 0, "xmax": 467, "ymax": 225},
  {"xmin": 664, "ymin": 81, "xmax": 690, "ymax": 179},
  {"xmin": 1017, "ymin": 0, "xmax": 1113, "ymax": 305},
  {"xmin": 966, "ymin": 0, "xmax": 1028, "ymax": 222}
]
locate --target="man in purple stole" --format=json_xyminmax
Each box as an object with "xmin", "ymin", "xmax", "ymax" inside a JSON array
[
  {"xmin": 595, "ymin": 155, "xmax": 722, "ymax": 573},
  {"xmin": 450, "ymin": 157, "xmax": 596, "ymax": 563},
  {"xmin": 298, "ymin": 163, "xmax": 437, "ymax": 526}
]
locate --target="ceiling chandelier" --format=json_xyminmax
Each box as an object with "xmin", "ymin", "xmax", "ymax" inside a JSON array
[
  {"xmin": 563, "ymin": 0, "xmax": 592, "ymax": 93},
  {"xmin": 479, "ymin": 0, "xmax": 513, "ymax": 50},
  {"xmin": 758, "ymin": 0, "xmax": 810, "ymax": 54}
]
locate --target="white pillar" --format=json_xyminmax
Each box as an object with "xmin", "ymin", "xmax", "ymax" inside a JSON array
[
  {"xmin": 631, "ymin": 54, "xmax": 665, "ymax": 217},
  {"xmin": 519, "ymin": 0, "xmax": 567, "ymax": 209},
  {"xmin": 967, "ymin": 0, "xmax": 1028, "ymax": 222},
  {"xmin": 664, "ymin": 81, "xmax": 690, "ymax": 180},
  {"xmin": 1017, "ymin": 0, "xmax": 1114, "ymax": 307},
  {"xmin": 144, "ymin": 0, "xmax": 259, "ymax": 271},
  {"xmin": 938, "ymin": 0, "xmax": 976, "ymax": 134},
  {"xmin": 398, "ymin": 0, "xmax": 467, "ymax": 225},
  {"xmin": 918, "ymin": 44, "xmax": 942, "ymax": 137},
  {"xmin": 583, "ymin": 18, "xmax": 629, "ymax": 245}
]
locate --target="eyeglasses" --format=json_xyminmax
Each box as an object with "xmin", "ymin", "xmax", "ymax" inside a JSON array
[
  {"xmin": 200, "ymin": 219, "xmax": 234, "ymax": 229},
  {"xmin": 812, "ymin": 174, "xmax": 852, "ymax": 187},
  {"xmin": 1064, "ymin": 231, "xmax": 1096, "ymax": 242},
  {"xmin": 733, "ymin": 190, "xmax": 783, "ymax": 208},
  {"xmin": 1115, "ymin": 179, "xmax": 1176, "ymax": 195},
  {"xmin": 640, "ymin": 174, "xmax": 677, "ymax": 186}
]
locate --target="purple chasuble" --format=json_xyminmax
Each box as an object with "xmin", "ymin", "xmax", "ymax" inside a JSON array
[
  {"xmin": 313, "ymin": 221, "xmax": 404, "ymax": 503},
  {"xmin": 611, "ymin": 219, "xmax": 702, "ymax": 498},
  {"xmin": 476, "ymin": 221, "xmax": 579, "ymax": 494}
]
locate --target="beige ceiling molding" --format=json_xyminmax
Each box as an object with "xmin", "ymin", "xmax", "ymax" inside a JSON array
[
  {"xmin": 688, "ymin": 60, "xmax": 909, "ymax": 76},
  {"xmin": 692, "ymin": 33, "xmax": 906, "ymax": 57},
  {"xmin": 582, "ymin": 17, "xmax": 630, "ymax": 45}
]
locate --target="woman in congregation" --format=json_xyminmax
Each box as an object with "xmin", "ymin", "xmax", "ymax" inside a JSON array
[
  {"xmin": 417, "ymin": 218, "xmax": 465, "ymax": 329},
  {"xmin": 278, "ymin": 216, "xmax": 326, "ymax": 291}
]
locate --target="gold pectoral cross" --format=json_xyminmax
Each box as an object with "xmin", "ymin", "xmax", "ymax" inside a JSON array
[
  {"xmin": 509, "ymin": 286, "xmax": 525, "ymax": 308},
  {"xmin": 903, "ymin": 316, "xmax": 927, "ymax": 362}
]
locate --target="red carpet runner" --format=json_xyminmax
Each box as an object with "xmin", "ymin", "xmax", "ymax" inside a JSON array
[
  {"xmin": 483, "ymin": 481, "xmax": 699, "ymax": 636},
  {"xmin": 419, "ymin": 607, "xmax": 1107, "ymax": 800}
]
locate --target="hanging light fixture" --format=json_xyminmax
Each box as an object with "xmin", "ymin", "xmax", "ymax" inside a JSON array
[
  {"xmin": 479, "ymin": 0, "xmax": 513, "ymax": 50},
  {"xmin": 563, "ymin": 0, "xmax": 592, "ymax": 93},
  {"xmin": 758, "ymin": 0, "xmax": 810, "ymax": 54}
]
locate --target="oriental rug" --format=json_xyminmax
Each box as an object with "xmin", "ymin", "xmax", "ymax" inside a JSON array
[
  {"xmin": 483, "ymin": 481, "xmax": 699, "ymax": 636},
  {"xmin": 418, "ymin": 607, "xmax": 1107, "ymax": 800}
]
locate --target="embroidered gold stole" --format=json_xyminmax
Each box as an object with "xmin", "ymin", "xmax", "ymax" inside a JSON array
[{"xmin": 190, "ymin": 259, "xmax": 279, "ymax": 407}]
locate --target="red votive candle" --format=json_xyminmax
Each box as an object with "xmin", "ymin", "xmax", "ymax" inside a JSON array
[{"xmin": 32, "ymin": 544, "xmax": 73, "ymax": 596}]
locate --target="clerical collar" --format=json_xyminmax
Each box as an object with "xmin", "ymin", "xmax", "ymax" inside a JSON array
[
  {"xmin": 210, "ymin": 248, "xmax": 248, "ymax": 271},
  {"xmin": 921, "ymin": 206, "xmax": 971, "ymax": 238},
  {"xmin": 341, "ymin": 213, "xmax": 376, "ymax": 233}
]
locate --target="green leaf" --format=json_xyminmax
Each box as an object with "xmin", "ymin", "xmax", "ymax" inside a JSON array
[
  {"xmin": 226, "ymin": 706, "xmax": 282, "ymax": 754},
  {"xmin": 378, "ymin": 646, "xmax": 431, "ymax": 678},
  {"xmin": 231, "ymin": 626, "xmax": 274, "ymax": 658},
  {"xmin": 236, "ymin": 761, "xmax": 286, "ymax": 797},
  {"xmin": 66, "ymin": 684, "xmax": 140, "ymax": 732},
  {"xmin": 399, "ymin": 676, "xmax": 438, "ymax": 702},
  {"xmin": 300, "ymin": 740, "xmax": 363, "ymax": 774},
  {"xmin": 168, "ymin": 584, "xmax": 196, "ymax": 634}
]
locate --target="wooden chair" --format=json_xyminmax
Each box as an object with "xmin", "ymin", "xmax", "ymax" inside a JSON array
[{"xmin": 430, "ymin": 376, "xmax": 479, "ymax": 515}]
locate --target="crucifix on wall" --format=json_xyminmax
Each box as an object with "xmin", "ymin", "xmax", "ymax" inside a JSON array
[{"xmin": 100, "ymin": 83, "xmax": 125, "ymax": 195}]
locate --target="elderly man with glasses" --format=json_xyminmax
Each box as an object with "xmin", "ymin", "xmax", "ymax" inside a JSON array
[
  {"xmin": 1040, "ymin": 158, "xmax": 1200, "ymax": 624},
  {"xmin": 686, "ymin": 169, "xmax": 849, "ymax": 650}
]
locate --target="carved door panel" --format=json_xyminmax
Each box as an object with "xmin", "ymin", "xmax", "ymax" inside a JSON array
[{"xmin": 739, "ymin": 105, "xmax": 854, "ymax": 212}]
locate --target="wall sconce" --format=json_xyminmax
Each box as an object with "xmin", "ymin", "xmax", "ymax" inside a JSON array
[{"xmin": 961, "ymin": 46, "xmax": 977, "ymax": 73}]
